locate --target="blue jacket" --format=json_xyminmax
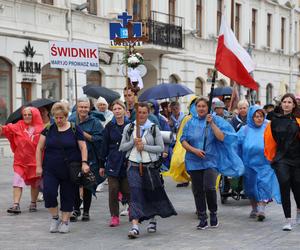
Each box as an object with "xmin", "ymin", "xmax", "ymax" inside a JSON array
[
  {"xmin": 100, "ymin": 117, "xmax": 130, "ymax": 177},
  {"xmin": 180, "ymin": 104, "xmax": 244, "ymax": 177},
  {"xmin": 69, "ymin": 114, "xmax": 105, "ymax": 185},
  {"xmin": 237, "ymin": 105, "xmax": 281, "ymax": 203}
]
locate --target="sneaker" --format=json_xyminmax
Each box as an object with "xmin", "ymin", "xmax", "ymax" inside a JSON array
[
  {"xmin": 282, "ymin": 222, "xmax": 292, "ymax": 231},
  {"xmin": 120, "ymin": 204, "xmax": 129, "ymax": 216},
  {"xmin": 257, "ymin": 205, "xmax": 266, "ymax": 222},
  {"xmin": 147, "ymin": 222, "xmax": 157, "ymax": 233},
  {"xmin": 197, "ymin": 214, "xmax": 208, "ymax": 230},
  {"xmin": 37, "ymin": 193, "xmax": 44, "ymax": 202},
  {"xmin": 49, "ymin": 218, "xmax": 61, "ymax": 233},
  {"xmin": 249, "ymin": 209, "xmax": 257, "ymax": 219},
  {"xmin": 58, "ymin": 222, "xmax": 70, "ymax": 233},
  {"xmin": 109, "ymin": 216, "xmax": 120, "ymax": 227},
  {"xmin": 128, "ymin": 227, "xmax": 139, "ymax": 239},
  {"xmin": 81, "ymin": 212, "xmax": 90, "ymax": 221},
  {"xmin": 70, "ymin": 210, "xmax": 81, "ymax": 222},
  {"xmin": 96, "ymin": 183, "xmax": 104, "ymax": 192},
  {"xmin": 210, "ymin": 213, "xmax": 219, "ymax": 228},
  {"xmin": 7, "ymin": 204, "xmax": 21, "ymax": 214},
  {"xmin": 29, "ymin": 202, "xmax": 37, "ymax": 212}
]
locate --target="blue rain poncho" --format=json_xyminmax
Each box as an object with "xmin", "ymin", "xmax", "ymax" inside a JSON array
[
  {"xmin": 180, "ymin": 106, "xmax": 244, "ymax": 177},
  {"xmin": 237, "ymin": 105, "xmax": 281, "ymax": 203}
]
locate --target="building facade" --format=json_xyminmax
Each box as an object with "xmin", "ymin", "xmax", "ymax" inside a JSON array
[{"xmin": 0, "ymin": 0, "xmax": 300, "ymax": 156}]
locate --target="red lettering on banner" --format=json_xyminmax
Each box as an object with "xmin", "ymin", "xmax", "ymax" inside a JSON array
[
  {"xmin": 57, "ymin": 47, "xmax": 68, "ymax": 56},
  {"xmin": 71, "ymin": 48, "xmax": 78, "ymax": 57},
  {"xmin": 79, "ymin": 49, "xmax": 86, "ymax": 58},
  {"xmin": 90, "ymin": 49, "xmax": 97, "ymax": 58},
  {"xmin": 50, "ymin": 44, "xmax": 57, "ymax": 56}
]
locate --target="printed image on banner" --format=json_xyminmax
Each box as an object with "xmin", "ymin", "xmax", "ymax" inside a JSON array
[
  {"xmin": 49, "ymin": 41, "xmax": 99, "ymax": 71},
  {"xmin": 109, "ymin": 12, "xmax": 143, "ymax": 48}
]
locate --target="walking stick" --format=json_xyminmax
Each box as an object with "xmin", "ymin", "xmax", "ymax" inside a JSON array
[{"xmin": 203, "ymin": 69, "xmax": 217, "ymax": 151}]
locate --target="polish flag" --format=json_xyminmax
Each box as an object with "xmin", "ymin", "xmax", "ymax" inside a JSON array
[{"xmin": 215, "ymin": 16, "xmax": 258, "ymax": 90}]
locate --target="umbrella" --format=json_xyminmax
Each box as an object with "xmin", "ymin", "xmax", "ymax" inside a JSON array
[
  {"xmin": 212, "ymin": 87, "xmax": 232, "ymax": 97},
  {"xmin": 82, "ymin": 85, "xmax": 121, "ymax": 104},
  {"xmin": 138, "ymin": 83, "xmax": 194, "ymax": 101},
  {"xmin": 5, "ymin": 98, "xmax": 57, "ymax": 124}
]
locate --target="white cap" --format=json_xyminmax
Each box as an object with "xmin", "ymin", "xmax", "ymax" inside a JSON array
[
  {"xmin": 96, "ymin": 96, "xmax": 108, "ymax": 106},
  {"xmin": 212, "ymin": 97, "xmax": 221, "ymax": 104}
]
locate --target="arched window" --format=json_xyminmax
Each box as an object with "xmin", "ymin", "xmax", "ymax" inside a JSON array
[
  {"xmin": 42, "ymin": 63, "xmax": 62, "ymax": 100},
  {"xmin": 266, "ymin": 83, "xmax": 273, "ymax": 104},
  {"xmin": 169, "ymin": 74, "xmax": 180, "ymax": 83},
  {"xmin": 0, "ymin": 57, "xmax": 12, "ymax": 124},
  {"xmin": 195, "ymin": 77, "xmax": 204, "ymax": 96},
  {"xmin": 87, "ymin": 71, "xmax": 102, "ymax": 86},
  {"xmin": 218, "ymin": 79, "xmax": 227, "ymax": 87}
]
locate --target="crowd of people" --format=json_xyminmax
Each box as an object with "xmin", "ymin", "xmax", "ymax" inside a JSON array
[{"xmin": 0, "ymin": 89, "xmax": 299, "ymax": 237}]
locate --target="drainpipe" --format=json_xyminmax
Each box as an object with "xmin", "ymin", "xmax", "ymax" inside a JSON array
[
  {"xmin": 159, "ymin": 53, "xmax": 165, "ymax": 84},
  {"xmin": 289, "ymin": 6, "xmax": 295, "ymax": 92},
  {"xmin": 66, "ymin": 0, "xmax": 73, "ymax": 103}
]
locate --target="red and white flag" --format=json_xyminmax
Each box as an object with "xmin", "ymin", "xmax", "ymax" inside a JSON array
[{"xmin": 215, "ymin": 17, "xmax": 258, "ymax": 90}]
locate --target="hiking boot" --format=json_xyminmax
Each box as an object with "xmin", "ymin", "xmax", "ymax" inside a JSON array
[
  {"xmin": 49, "ymin": 218, "xmax": 61, "ymax": 233},
  {"xmin": 70, "ymin": 210, "xmax": 81, "ymax": 222},
  {"xmin": 7, "ymin": 203, "xmax": 21, "ymax": 214},
  {"xmin": 110, "ymin": 216, "xmax": 120, "ymax": 227},
  {"xmin": 128, "ymin": 227, "xmax": 139, "ymax": 239},
  {"xmin": 81, "ymin": 212, "xmax": 90, "ymax": 222},
  {"xmin": 58, "ymin": 222, "xmax": 70, "ymax": 233},
  {"xmin": 210, "ymin": 213, "xmax": 219, "ymax": 228},
  {"xmin": 29, "ymin": 202, "xmax": 37, "ymax": 212}
]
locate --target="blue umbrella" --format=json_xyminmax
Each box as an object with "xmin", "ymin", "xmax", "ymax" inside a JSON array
[
  {"xmin": 138, "ymin": 83, "xmax": 194, "ymax": 101},
  {"xmin": 212, "ymin": 87, "xmax": 232, "ymax": 97}
]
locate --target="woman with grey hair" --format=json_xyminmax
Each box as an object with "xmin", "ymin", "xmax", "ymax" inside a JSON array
[
  {"xmin": 120, "ymin": 102, "xmax": 177, "ymax": 239},
  {"xmin": 96, "ymin": 96, "xmax": 114, "ymax": 127}
]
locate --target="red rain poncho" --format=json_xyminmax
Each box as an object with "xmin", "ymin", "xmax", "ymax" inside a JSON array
[{"xmin": 2, "ymin": 107, "xmax": 44, "ymax": 186}]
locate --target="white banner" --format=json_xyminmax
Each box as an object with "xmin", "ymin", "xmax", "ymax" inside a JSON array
[{"xmin": 49, "ymin": 41, "xmax": 99, "ymax": 71}]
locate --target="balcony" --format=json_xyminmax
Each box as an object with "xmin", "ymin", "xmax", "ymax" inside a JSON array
[{"xmin": 141, "ymin": 11, "xmax": 184, "ymax": 49}]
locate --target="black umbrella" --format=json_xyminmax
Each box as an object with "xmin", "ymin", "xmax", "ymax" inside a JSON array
[
  {"xmin": 5, "ymin": 98, "xmax": 56, "ymax": 124},
  {"xmin": 82, "ymin": 85, "xmax": 121, "ymax": 104},
  {"xmin": 138, "ymin": 83, "xmax": 194, "ymax": 101},
  {"xmin": 212, "ymin": 87, "xmax": 232, "ymax": 97}
]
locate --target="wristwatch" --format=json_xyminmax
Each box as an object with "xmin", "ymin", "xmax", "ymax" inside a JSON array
[{"xmin": 82, "ymin": 160, "xmax": 89, "ymax": 164}]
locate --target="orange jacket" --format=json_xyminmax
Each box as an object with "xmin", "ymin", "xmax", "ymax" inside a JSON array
[{"xmin": 264, "ymin": 117, "xmax": 300, "ymax": 161}]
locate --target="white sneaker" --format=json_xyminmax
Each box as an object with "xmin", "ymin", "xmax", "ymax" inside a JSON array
[
  {"xmin": 282, "ymin": 219, "xmax": 292, "ymax": 231},
  {"xmin": 37, "ymin": 192, "xmax": 44, "ymax": 202},
  {"xmin": 49, "ymin": 218, "xmax": 61, "ymax": 233},
  {"xmin": 96, "ymin": 183, "xmax": 104, "ymax": 192},
  {"xmin": 58, "ymin": 222, "xmax": 70, "ymax": 233},
  {"xmin": 120, "ymin": 204, "xmax": 129, "ymax": 216}
]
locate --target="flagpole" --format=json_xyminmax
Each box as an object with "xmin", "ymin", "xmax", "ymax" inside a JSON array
[{"xmin": 203, "ymin": 69, "xmax": 217, "ymax": 151}]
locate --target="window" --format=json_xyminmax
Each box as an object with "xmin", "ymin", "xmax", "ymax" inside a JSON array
[
  {"xmin": 281, "ymin": 17, "xmax": 285, "ymax": 50},
  {"xmin": 295, "ymin": 21, "xmax": 298, "ymax": 51},
  {"xmin": 169, "ymin": 0, "xmax": 176, "ymax": 24},
  {"xmin": 0, "ymin": 57, "xmax": 12, "ymax": 124},
  {"xmin": 252, "ymin": 9, "xmax": 257, "ymax": 46},
  {"xmin": 195, "ymin": 77, "xmax": 204, "ymax": 96},
  {"xmin": 267, "ymin": 13, "xmax": 272, "ymax": 48},
  {"xmin": 127, "ymin": 0, "xmax": 151, "ymax": 21},
  {"xmin": 42, "ymin": 63, "xmax": 62, "ymax": 100},
  {"xmin": 266, "ymin": 83, "xmax": 273, "ymax": 104},
  {"xmin": 41, "ymin": 0, "xmax": 53, "ymax": 4},
  {"xmin": 217, "ymin": 0, "xmax": 223, "ymax": 34},
  {"xmin": 169, "ymin": 74, "xmax": 180, "ymax": 83},
  {"xmin": 87, "ymin": 0, "xmax": 97, "ymax": 15},
  {"xmin": 196, "ymin": 0, "xmax": 203, "ymax": 37},
  {"xmin": 87, "ymin": 71, "xmax": 102, "ymax": 86},
  {"xmin": 235, "ymin": 3, "xmax": 241, "ymax": 41}
]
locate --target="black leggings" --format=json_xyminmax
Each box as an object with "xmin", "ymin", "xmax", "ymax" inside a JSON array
[
  {"xmin": 74, "ymin": 187, "xmax": 92, "ymax": 214},
  {"xmin": 273, "ymin": 163, "xmax": 300, "ymax": 218},
  {"xmin": 189, "ymin": 169, "xmax": 218, "ymax": 216}
]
